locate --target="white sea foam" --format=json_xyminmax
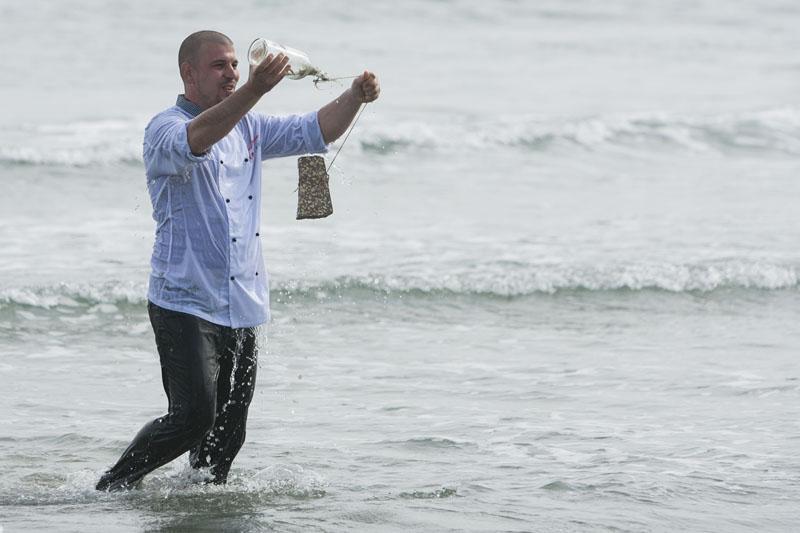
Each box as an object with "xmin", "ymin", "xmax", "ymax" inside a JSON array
[
  {"xmin": 3, "ymin": 108, "xmax": 799, "ymax": 167},
  {"xmin": 1, "ymin": 260, "xmax": 796, "ymax": 311},
  {"xmin": 0, "ymin": 462, "xmax": 326, "ymax": 508},
  {"xmin": 0, "ymin": 281, "xmax": 146, "ymax": 309},
  {"xmin": 275, "ymin": 259, "xmax": 800, "ymax": 297},
  {"xmin": 360, "ymin": 107, "xmax": 800, "ymax": 156},
  {"xmin": 247, "ymin": 463, "xmax": 327, "ymax": 497},
  {"xmin": 0, "ymin": 119, "xmax": 145, "ymax": 167}
]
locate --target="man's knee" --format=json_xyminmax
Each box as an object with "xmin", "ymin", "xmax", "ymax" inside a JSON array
[
  {"xmin": 172, "ymin": 399, "xmax": 216, "ymax": 440},
  {"xmin": 190, "ymin": 403, "xmax": 217, "ymax": 439}
]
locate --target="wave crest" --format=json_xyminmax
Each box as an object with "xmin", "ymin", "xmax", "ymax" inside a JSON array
[
  {"xmin": 361, "ymin": 107, "xmax": 800, "ymax": 156},
  {"xmin": 277, "ymin": 260, "xmax": 799, "ymax": 297},
  {"xmin": 0, "ymin": 281, "xmax": 146, "ymax": 309},
  {"xmin": 0, "ymin": 119, "xmax": 144, "ymax": 167},
  {"xmin": 2, "ymin": 108, "xmax": 799, "ymax": 167},
  {"xmin": 1, "ymin": 260, "xmax": 796, "ymax": 311}
]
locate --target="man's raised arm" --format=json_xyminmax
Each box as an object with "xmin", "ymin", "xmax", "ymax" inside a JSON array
[
  {"xmin": 187, "ymin": 54, "xmax": 290, "ymax": 155},
  {"xmin": 318, "ymin": 71, "xmax": 381, "ymax": 144}
]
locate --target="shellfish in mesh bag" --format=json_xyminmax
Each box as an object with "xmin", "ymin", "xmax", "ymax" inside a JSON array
[{"xmin": 296, "ymin": 155, "xmax": 333, "ymax": 219}]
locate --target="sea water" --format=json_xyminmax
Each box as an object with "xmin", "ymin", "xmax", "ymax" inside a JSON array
[{"xmin": 1, "ymin": 0, "xmax": 799, "ymax": 531}]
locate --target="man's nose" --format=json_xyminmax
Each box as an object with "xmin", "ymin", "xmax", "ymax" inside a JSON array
[{"xmin": 225, "ymin": 63, "xmax": 237, "ymax": 78}]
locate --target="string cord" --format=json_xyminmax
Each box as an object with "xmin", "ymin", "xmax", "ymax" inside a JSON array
[
  {"xmin": 292, "ymin": 102, "xmax": 367, "ymax": 194},
  {"xmin": 313, "ymin": 74, "xmax": 359, "ymax": 88},
  {"xmin": 327, "ymin": 102, "xmax": 367, "ymax": 172}
]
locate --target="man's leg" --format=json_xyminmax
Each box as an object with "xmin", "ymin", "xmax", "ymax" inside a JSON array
[
  {"xmin": 95, "ymin": 302, "xmax": 222, "ymax": 491},
  {"xmin": 190, "ymin": 327, "xmax": 258, "ymax": 483}
]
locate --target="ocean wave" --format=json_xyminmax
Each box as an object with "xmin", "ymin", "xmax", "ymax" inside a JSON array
[
  {"xmin": 278, "ymin": 260, "xmax": 799, "ymax": 296},
  {"xmin": 1, "ymin": 260, "xmax": 796, "ymax": 311},
  {"xmin": 0, "ymin": 281, "xmax": 146, "ymax": 309},
  {"xmin": 360, "ymin": 107, "xmax": 800, "ymax": 156},
  {"xmin": 2, "ymin": 107, "xmax": 799, "ymax": 167},
  {"xmin": 0, "ymin": 119, "xmax": 145, "ymax": 167}
]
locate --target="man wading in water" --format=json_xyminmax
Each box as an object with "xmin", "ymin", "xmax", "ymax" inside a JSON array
[{"xmin": 96, "ymin": 30, "xmax": 380, "ymax": 491}]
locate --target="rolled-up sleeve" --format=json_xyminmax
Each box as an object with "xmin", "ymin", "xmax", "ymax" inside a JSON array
[
  {"xmin": 143, "ymin": 115, "xmax": 209, "ymax": 178},
  {"xmin": 258, "ymin": 111, "xmax": 329, "ymax": 160}
]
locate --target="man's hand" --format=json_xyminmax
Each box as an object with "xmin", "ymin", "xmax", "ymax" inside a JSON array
[
  {"xmin": 350, "ymin": 71, "xmax": 380, "ymax": 103},
  {"xmin": 248, "ymin": 53, "xmax": 291, "ymax": 95}
]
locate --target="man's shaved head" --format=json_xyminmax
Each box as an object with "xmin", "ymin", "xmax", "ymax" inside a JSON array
[{"xmin": 178, "ymin": 30, "xmax": 233, "ymax": 67}]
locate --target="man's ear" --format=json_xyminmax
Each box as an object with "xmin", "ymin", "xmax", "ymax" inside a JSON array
[{"xmin": 180, "ymin": 61, "xmax": 194, "ymax": 85}]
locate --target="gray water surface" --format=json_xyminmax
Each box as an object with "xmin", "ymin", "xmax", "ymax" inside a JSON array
[{"xmin": 2, "ymin": 0, "xmax": 800, "ymax": 531}]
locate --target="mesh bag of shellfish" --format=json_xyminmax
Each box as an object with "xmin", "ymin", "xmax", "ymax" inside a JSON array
[{"xmin": 296, "ymin": 155, "xmax": 333, "ymax": 219}]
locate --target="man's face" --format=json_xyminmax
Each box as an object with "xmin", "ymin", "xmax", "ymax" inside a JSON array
[{"xmin": 188, "ymin": 41, "xmax": 240, "ymax": 109}]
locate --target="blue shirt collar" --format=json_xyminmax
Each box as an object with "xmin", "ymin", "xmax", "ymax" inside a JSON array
[{"xmin": 176, "ymin": 94, "xmax": 203, "ymax": 117}]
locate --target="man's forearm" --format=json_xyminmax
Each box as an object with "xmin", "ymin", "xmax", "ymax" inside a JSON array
[
  {"xmin": 318, "ymin": 88, "xmax": 362, "ymax": 145},
  {"xmin": 187, "ymin": 82, "xmax": 262, "ymax": 155}
]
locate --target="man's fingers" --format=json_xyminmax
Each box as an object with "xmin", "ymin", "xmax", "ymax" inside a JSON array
[
  {"xmin": 256, "ymin": 53, "xmax": 285, "ymax": 75},
  {"xmin": 250, "ymin": 53, "xmax": 292, "ymax": 94},
  {"xmin": 253, "ymin": 55, "xmax": 270, "ymax": 75},
  {"xmin": 265, "ymin": 54, "xmax": 289, "ymax": 75},
  {"xmin": 352, "ymin": 71, "xmax": 380, "ymax": 102},
  {"xmin": 257, "ymin": 53, "xmax": 275, "ymax": 71},
  {"xmin": 364, "ymin": 79, "xmax": 379, "ymax": 98},
  {"xmin": 362, "ymin": 72, "xmax": 378, "ymax": 88}
]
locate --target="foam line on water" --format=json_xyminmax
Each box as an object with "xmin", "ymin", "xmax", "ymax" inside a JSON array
[
  {"xmin": 2, "ymin": 107, "xmax": 800, "ymax": 167},
  {"xmin": 1, "ymin": 259, "xmax": 797, "ymax": 312}
]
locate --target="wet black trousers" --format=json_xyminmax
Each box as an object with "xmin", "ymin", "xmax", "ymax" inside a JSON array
[{"xmin": 96, "ymin": 302, "xmax": 258, "ymax": 491}]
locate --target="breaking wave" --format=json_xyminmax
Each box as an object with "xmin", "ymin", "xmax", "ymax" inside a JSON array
[
  {"xmin": 359, "ymin": 107, "xmax": 800, "ymax": 156},
  {"xmin": 1, "ymin": 259, "xmax": 796, "ymax": 311},
  {"xmin": 0, "ymin": 119, "xmax": 145, "ymax": 167},
  {"xmin": 2, "ymin": 107, "xmax": 799, "ymax": 167},
  {"xmin": 275, "ymin": 259, "xmax": 800, "ymax": 296}
]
